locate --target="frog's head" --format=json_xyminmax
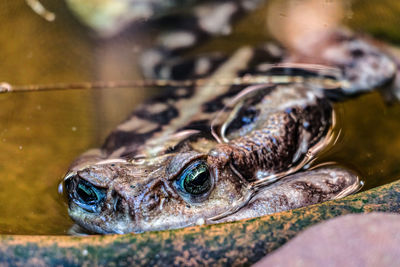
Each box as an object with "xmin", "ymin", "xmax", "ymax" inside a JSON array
[{"xmin": 62, "ymin": 149, "xmax": 249, "ymax": 234}]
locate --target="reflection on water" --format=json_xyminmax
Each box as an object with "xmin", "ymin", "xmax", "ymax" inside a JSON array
[
  {"xmin": 319, "ymin": 92, "xmax": 400, "ymax": 191},
  {"xmin": 0, "ymin": 88, "xmax": 152, "ymax": 235},
  {"xmin": 1, "ymin": 0, "xmax": 400, "ymax": 234},
  {"xmin": 0, "ymin": 90, "xmax": 93, "ymax": 235}
]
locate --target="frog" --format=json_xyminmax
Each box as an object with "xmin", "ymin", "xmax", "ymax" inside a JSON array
[{"xmin": 61, "ymin": 1, "xmax": 400, "ymax": 234}]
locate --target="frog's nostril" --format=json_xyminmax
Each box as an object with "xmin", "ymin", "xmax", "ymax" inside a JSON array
[
  {"xmin": 112, "ymin": 190, "xmax": 128, "ymax": 214},
  {"xmin": 113, "ymin": 196, "xmax": 123, "ymax": 213}
]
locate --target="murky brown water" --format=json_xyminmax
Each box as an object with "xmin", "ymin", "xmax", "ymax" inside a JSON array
[{"xmin": 1, "ymin": 0, "xmax": 400, "ymax": 235}]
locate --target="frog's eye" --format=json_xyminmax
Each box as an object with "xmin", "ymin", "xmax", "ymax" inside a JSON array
[
  {"xmin": 175, "ymin": 161, "xmax": 213, "ymax": 200},
  {"xmin": 65, "ymin": 178, "xmax": 106, "ymax": 213}
]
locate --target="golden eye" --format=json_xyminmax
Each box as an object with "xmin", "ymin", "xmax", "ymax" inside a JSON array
[{"xmin": 177, "ymin": 161, "xmax": 211, "ymax": 195}]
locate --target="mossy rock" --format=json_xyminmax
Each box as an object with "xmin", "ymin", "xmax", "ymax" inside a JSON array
[{"xmin": 1, "ymin": 179, "xmax": 399, "ymax": 266}]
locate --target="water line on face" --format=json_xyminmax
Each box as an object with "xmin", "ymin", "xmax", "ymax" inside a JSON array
[{"xmin": 208, "ymin": 186, "xmax": 254, "ymax": 222}]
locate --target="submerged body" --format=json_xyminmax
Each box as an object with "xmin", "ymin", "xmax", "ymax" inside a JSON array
[
  {"xmin": 64, "ymin": 77, "xmax": 359, "ymax": 234},
  {"xmin": 62, "ymin": 2, "xmax": 399, "ymax": 234}
]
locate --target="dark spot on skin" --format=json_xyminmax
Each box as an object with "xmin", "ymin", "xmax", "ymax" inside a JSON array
[
  {"xmin": 351, "ymin": 48, "xmax": 365, "ymax": 58},
  {"xmin": 291, "ymin": 177, "xmax": 347, "ymax": 205},
  {"xmin": 179, "ymin": 119, "xmax": 210, "ymax": 132},
  {"xmin": 165, "ymin": 140, "xmax": 192, "ymax": 154},
  {"xmin": 202, "ymin": 85, "xmax": 244, "ymax": 113},
  {"xmin": 152, "ymin": 15, "xmax": 200, "ymax": 40},
  {"xmin": 258, "ymin": 67, "xmax": 337, "ymax": 80},
  {"xmin": 102, "ymin": 127, "xmax": 161, "ymax": 155},
  {"xmin": 224, "ymin": 85, "xmax": 277, "ymax": 136},
  {"xmin": 244, "ymin": 87, "xmax": 273, "ymax": 106},
  {"xmin": 253, "ymin": 45, "xmax": 284, "ymax": 63},
  {"xmin": 285, "ymin": 107, "xmax": 293, "ymax": 114},
  {"xmin": 165, "ymin": 58, "xmax": 196, "ymax": 80},
  {"xmin": 277, "ymin": 194, "xmax": 289, "ymax": 207},
  {"xmin": 148, "ymin": 86, "xmax": 195, "ymax": 103},
  {"xmin": 135, "ymin": 104, "xmax": 179, "ymax": 125},
  {"xmin": 298, "ymin": 98, "xmax": 332, "ymax": 147},
  {"xmin": 348, "ymin": 74, "xmax": 359, "ymax": 82},
  {"xmin": 325, "ymin": 178, "xmax": 346, "ymax": 193},
  {"xmin": 238, "ymin": 45, "xmax": 284, "ymax": 76},
  {"xmin": 225, "ymin": 107, "xmax": 259, "ymax": 135},
  {"xmin": 322, "ymin": 87, "xmax": 348, "ymax": 102},
  {"xmin": 292, "ymin": 181, "xmax": 326, "ymax": 203},
  {"xmin": 159, "ymin": 54, "xmax": 226, "ymax": 80}
]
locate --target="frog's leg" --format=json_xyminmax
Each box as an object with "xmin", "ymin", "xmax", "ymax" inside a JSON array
[
  {"xmin": 140, "ymin": 0, "xmax": 266, "ymax": 79},
  {"xmin": 285, "ymin": 29, "xmax": 398, "ymax": 99},
  {"xmin": 208, "ymin": 83, "xmax": 333, "ymax": 186},
  {"xmin": 214, "ymin": 166, "xmax": 361, "ymax": 222}
]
